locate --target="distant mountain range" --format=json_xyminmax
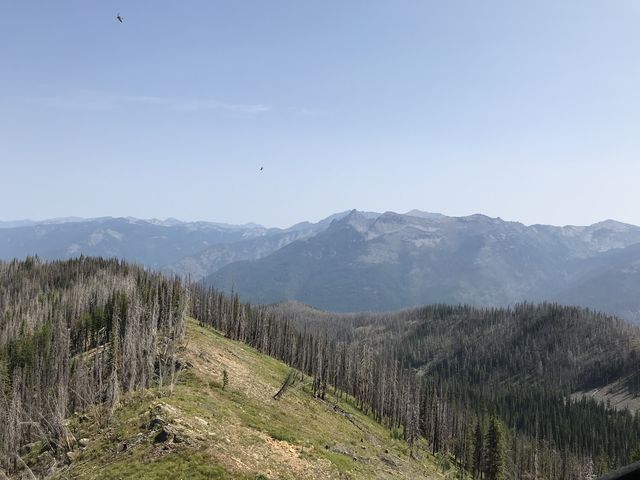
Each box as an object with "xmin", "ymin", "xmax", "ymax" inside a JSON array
[
  {"xmin": 205, "ymin": 210, "xmax": 640, "ymax": 323},
  {"xmin": 2, "ymin": 210, "xmax": 640, "ymax": 323}
]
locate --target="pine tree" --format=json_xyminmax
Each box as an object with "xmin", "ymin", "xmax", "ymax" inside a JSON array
[
  {"xmin": 595, "ymin": 452, "xmax": 609, "ymax": 476},
  {"xmin": 465, "ymin": 423, "xmax": 475, "ymax": 472},
  {"xmin": 473, "ymin": 419, "xmax": 484, "ymax": 479},
  {"xmin": 484, "ymin": 416, "xmax": 506, "ymax": 480}
]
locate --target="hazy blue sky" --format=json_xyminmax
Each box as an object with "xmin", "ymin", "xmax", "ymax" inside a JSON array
[{"xmin": 2, "ymin": 1, "xmax": 640, "ymax": 227}]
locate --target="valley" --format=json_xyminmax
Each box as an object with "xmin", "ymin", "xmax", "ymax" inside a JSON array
[
  {"xmin": 6, "ymin": 2, "xmax": 640, "ymax": 478},
  {"xmin": 3, "ymin": 210, "xmax": 640, "ymax": 324},
  {"xmin": 2, "ymin": 258, "xmax": 639, "ymax": 478}
]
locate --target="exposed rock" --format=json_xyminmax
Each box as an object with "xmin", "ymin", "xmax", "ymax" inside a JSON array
[
  {"xmin": 153, "ymin": 428, "xmax": 172, "ymax": 444},
  {"xmin": 66, "ymin": 450, "xmax": 81, "ymax": 463},
  {"xmin": 78, "ymin": 438, "xmax": 90, "ymax": 448},
  {"xmin": 331, "ymin": 444, "xmax": 356, "ymax": 460},
  {"xmin": 194, "ymin": 416, "xmax": 209, "ymax": 426},
  {"xmin": 147, "ymin": 415, "xmax": 167, "ymax": 430},
  {"xmin": 153, "ymin": 425, "xmax": 184, "ymax": 444},
  {"xmin": 380, "ymin": 453, "xmax": 400, "ymax": 467}
]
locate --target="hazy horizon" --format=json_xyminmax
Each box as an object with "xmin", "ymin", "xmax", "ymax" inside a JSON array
[
  {"xmin": 1, "ymin": 207, "xmax": 637, "ymax": 230},
  {"xmin": 3, "ymin": 1, "xmax": 640, "ymax": 227}
]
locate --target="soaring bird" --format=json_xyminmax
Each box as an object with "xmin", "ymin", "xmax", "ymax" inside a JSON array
[
  {"xmin": 116, "ymin": 13, "xmax": 124, "ymax": 23},
  {"xmin": 260, "ymin": 167, "xmax": 264, "ymax": 172}
]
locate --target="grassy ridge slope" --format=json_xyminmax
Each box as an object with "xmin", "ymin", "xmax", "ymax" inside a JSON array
[{"xmin": 50, "ymin": 320, "xmax": 445, "ymax": 479}]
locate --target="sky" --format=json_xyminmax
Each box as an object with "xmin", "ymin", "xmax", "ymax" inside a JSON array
[{"xmin": 1, "ymin": 1, "xmax": 640, "ymax": 228}]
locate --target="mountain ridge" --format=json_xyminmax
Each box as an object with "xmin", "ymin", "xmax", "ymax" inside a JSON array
[
  {"xmin": 2, "ymin": 210, "xmax": 640, "ymax": 322},
  {"xmin": 205, "ymin": 210, "xmax": 640, "ymax": 323}
]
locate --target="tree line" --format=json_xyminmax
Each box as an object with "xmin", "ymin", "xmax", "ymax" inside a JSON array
[
  {"xmin": 0, "ymin": 257, "xmax": 188, "ymax": 472},
  {"xmin": 1, "ymin": 257, "xmax": 638, "ymax": 479},
  {"xmin": 193, "ymin": 287, "xmax": 640, "ymax": 479}
]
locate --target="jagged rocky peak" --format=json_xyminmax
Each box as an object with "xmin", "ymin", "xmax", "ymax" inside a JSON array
[
  {"xmin": 368, "ymin": 211, "xmax": 423, "ymax": 236},
  {"xmin": 332, "ymin": 209, "xmax": 376, "ymax": 233},
  {"xmin": 404, "ymin": 209, "xmax": 447, "ymax": 220}
]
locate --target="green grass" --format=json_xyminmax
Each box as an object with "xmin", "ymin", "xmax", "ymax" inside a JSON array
[
  {"xmin": 49, "ymin": 319, "xmax": 443, "ymax": 479},
  {"xmin": 321, "ymin": 450, "xmax": 355, "ymax": 472},
  {"xmin": 84, "ymin": 450, "xmax": 243, "ymax": 480}
]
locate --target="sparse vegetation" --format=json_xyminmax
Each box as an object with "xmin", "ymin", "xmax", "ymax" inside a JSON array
[
  {"xmin": 0, "ymin": 258, "xmax": 187, "ymax": 476},
  {"xmin": 49, "ymin": 319, "xmax": 444, "ymax": 479},
  {"xmin": 193, "ymin": 284, "xmax": 640, "ymax": 479},
  {"xmin": 2, "ymin": 258, "xmax": 639, "ymax": 479}
]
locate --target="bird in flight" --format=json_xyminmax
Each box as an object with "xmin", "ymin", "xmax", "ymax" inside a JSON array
[
  {"xmin": 260, "ymin": 167, "xmax": 264, "ymax": 172},
  {"xmin": 116, "ymin": 13, "xmax": 124, "ymax": 23}
]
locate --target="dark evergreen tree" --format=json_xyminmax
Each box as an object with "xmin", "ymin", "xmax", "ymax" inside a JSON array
[{"xmin": 485, "ymin": 416, "xmax": 506, "ymax": 480}]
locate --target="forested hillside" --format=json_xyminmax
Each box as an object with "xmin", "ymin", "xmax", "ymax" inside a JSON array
[
  {"xmin": 0, "ymin": 257, "xmax": 188, "ymax": 474},
  {"xmin": 2, "ymin": 258, "xmax": 639, "ymax": 479},
  {"xmin": 273, "ymin": 302, "xmax": 640, "ymax": 394},
  {"xmin": 0, "ymin": 258, "xmax": 443, "ymax": 479},
  {"xmin": 261, "ymin": 301, "xmax": 640, "ymax": 475}
]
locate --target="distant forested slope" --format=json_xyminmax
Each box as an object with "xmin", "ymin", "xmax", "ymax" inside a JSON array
[{"xmin": 264, "ymin": 301, "xmax": 640, "ymax": 473}]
